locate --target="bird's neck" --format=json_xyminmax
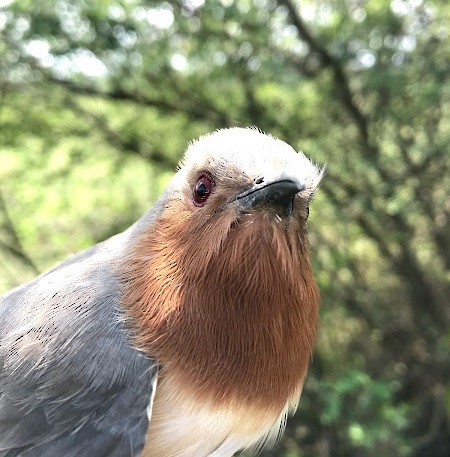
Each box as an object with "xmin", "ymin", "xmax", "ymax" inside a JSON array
[{"xmin": 121, "ymin": 204, "xmax": 319, "ymax": 413}]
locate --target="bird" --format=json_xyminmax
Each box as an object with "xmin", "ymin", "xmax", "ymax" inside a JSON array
[{"xmin": 0, "ymin": 127, "xmax": 323, "ymax": 457}]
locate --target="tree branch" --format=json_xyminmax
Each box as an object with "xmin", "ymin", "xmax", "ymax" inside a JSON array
[
  {"xmin": 45, "ymin": 74, "xmax": 233, "ymax": 128},
  {"xmin": 322, "ymin": 179, "xmax": 447, "ymax": 336},
  {"xmin": 66, "ymin": 97, "xmax": 178, "ymax": 170},
  {"xmin": 278, "ymin": 0, "xmax": 377, "ymax": 157},
  {"xmin": 0, "ymin": 188, "xmax": 40, "ymax": 274}
]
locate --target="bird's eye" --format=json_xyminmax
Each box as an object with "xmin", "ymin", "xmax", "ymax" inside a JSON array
[{"xmin": 193, "ymin": 173, "xmax": 215, "ymax": 206}]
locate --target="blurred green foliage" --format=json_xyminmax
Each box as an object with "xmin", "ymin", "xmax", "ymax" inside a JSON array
[{"xmin": 0, "ymin": 0, "xmax": 448, "ymax": 456}]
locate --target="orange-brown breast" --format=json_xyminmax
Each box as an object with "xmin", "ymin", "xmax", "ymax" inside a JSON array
[{"xmin": 121, "ymin": 197, "xmax": 319, "ymax": 414}]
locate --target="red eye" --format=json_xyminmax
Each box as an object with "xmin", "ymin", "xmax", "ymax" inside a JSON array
[{"xmin": 193, "ymin": 173, "xmax": 215, "ymax": 206}]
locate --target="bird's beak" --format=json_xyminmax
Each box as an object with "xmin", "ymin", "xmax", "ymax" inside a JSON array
[{"xmin": 233, "ymin": 179, "xmax": 305, "ymax": 216}]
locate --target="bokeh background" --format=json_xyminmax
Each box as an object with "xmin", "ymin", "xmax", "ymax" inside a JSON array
[{"xmin": 0, "ymin": 0, "xmax": 448, "ymax": 456}]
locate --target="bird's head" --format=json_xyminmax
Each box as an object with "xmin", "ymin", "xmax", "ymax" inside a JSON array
[
  {"xmin": 170, "ymin": 126, "xmax": 321, "ymax": 221},
  {"xmin": 153, "ymin": 127, "xmax": 323, "ymax": 273},
  {"xmin": 122, "ymin": 127, "xmax": 323, "ymax": 410}
]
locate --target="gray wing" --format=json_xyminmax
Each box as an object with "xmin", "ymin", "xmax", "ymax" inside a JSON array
[{"xmin": 0, "ymin": 233, "xmax": 158, "ymax": 457}]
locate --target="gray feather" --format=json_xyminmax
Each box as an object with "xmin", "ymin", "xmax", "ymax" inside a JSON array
[{"xmin": 0, "ymin": 224, "xmax": 159, "ymax": 456}]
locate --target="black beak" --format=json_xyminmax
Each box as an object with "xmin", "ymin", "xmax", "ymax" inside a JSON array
[{"xmin": 234, "ymin": 179, "xmax": 304, "ymax": 216}]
